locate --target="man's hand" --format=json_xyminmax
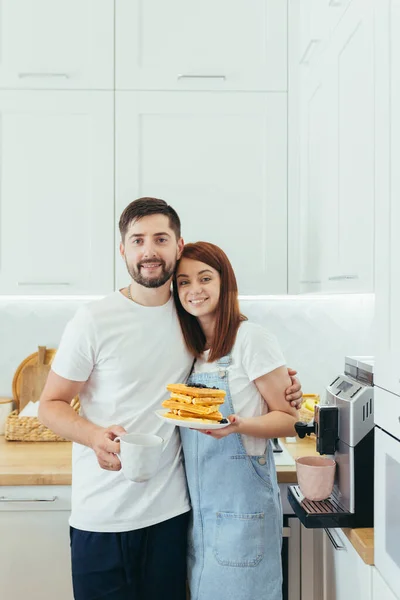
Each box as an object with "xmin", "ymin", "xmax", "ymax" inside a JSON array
[
  {"xmin": 89, "ymin": 425, "xmax": 127, "ymax": 471},
  {"xmin": 285, "ymin": 368, "xmax": 303, "ymax": 409}
]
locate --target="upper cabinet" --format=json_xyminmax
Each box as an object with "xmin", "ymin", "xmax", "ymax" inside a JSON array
[
  {"xmin": 0, "ymin": 1, "xmax": 114, "ymax": 90},
  {"xmin": 323, "ymin": 0, "xmax": 374, "ymax": 293},
  {"xmin": 0, "ymin": 92, "xmax": 114, "ymax": 295},
  {"xmin": 115, "ymin": 0, "xmax": 287, "ymax": 91},
  {"xmin": 115, "ymin": 92, "xmax": 288, "ymax": 295},
  {"xmin": 296, "ymin": 53, "xmax": 328, "ymax": 293},
  {"xmin": 374, "ymin": 0, "xmax": 400, "ymax": 396},
  {"xmin": 289, "ymin": 0, "xmax": 375, "ymax": 294}
]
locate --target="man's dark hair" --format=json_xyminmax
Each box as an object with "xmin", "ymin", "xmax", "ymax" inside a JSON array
[{"xmin": 119, "ymin": 197, "xmax": 181, "ymax": 241}]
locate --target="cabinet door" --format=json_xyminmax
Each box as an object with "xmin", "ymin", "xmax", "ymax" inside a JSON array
[
  {"xmin": 323, "ymin": 528, "xmax": 372, "ymax": 600},
  {"xmin": 0, "ymin": 0, "xmax": 114, "ymax": 89},
  {"xmin": 323, "ymin": 0, "xmax": 375, "ymax": 292},
  {"xmin": 296, "ymin": 61, "xmax": 328, "ymax": 293},
  {"xmin": 0, "ymin": 486, "xmax": 72, "ymax": 600},
  {"xmin": 374, "ymin": 0, "xmax": 400, "ymax": 396},
  {"xmin": 372, "ymin": 568, "xmax": 398, "ymax": 600},
  {"xmin": 0, "ymin": 92, "xmax": 114, "ymax": 295},
  {"xmin": 116, "ymin": 0, "xmax": 287, "ymax": 91},
  {"xmin": 288, "ymin": 0, "xmax": 328, "ymax": 294},
  {"xmin": 324, "ymin": 0, "xmax": 353, "ymax": 38},
  {"xmin": 115, "ymin": 92, "xmax": 287, "ymax": 295},
  {"xmin": 374, "ymin": 426, "xmax": 400, "ymax": 599},
  {"xmin": 297, "ymin": 0, "xmax": 328, "ymax": 67}
]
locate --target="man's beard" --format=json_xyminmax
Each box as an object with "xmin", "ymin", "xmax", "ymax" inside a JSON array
[{"xmin": 126, "ymin": 257, "xmax": 176, "ymax": 289}]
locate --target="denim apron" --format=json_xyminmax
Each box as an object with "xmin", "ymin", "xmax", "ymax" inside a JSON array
[{"xmin": 180, "ymin": 354, "xmax": 283, "ymax": 600}]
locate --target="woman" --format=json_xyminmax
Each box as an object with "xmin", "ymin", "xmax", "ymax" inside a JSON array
[{"xmin": 173, "ymin": 242, "xmax": 298, "ymax": 600}]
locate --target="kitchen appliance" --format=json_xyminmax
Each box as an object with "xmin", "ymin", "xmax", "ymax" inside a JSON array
[{"xmin": 288, "ymin": 356, "xmax": 374, "ymax": 528}]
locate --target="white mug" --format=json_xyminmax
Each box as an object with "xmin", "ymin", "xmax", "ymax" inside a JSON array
[
  {"xmin": 114, "ymin": 433, "xmax": 164, "ymax": 483},
  {"xmin": 0, "ymin": 398, "xmax": 13, "ymax": 435}
]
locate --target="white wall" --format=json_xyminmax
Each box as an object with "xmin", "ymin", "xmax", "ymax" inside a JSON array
[{"xmin": 0, "ymin": 294, "xmax": 374, "ymax": 402}]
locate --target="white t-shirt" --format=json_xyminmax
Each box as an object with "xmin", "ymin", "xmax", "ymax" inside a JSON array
[
  {"xmin": 51, "ymin": 292, "xmax": 193, "ymax": 533},
  {"xmin": 194, "ymin": 321, "xmax": 286, "ymax": 455}
]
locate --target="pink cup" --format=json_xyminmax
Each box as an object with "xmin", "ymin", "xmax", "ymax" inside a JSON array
[{"xmin": 296, "ymin": 456, "xmax": 336, "ymax": 501}]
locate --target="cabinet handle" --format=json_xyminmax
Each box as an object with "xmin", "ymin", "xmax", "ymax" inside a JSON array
[
  {"xmin": 18, "ymin": 73, "xmax": 70, "ymax": 79},
  {"xmin": 325, "ymin": 528, "xmax": 346, "ymax": 550},
  {"xmin": 328, "ymin": 275, "xmax": 359, "ymax": 281},
  {"xmin": 0, "ymin": 496, "xmax": 58, "ymax": 502},
  {"xmin": 17, "ymin": 281, "xmax": 71, "ymax": 286},
  {"xmin": 299, "ymin": 39, "xmax": 320, "ymax": 65},
  {"xmin": 329, "ymin": 0, "xmax": 342, "ymax": 6},
  {"xmin": 300, "ymin": 280, "xmax": 321, "ymax": 284},
  {"xmin": 177, "ymin": 74, "xmax": 226, "ymax": 80}
]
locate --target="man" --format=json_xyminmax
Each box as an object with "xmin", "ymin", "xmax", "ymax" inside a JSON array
[{"xmin": 39, "ymin": 197, "xmax": 302, "ymax": 600}]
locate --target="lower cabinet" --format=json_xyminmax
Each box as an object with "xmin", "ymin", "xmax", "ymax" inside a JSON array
[
  {"xmin": 288, "ymin": 523, "xmax": 400, "ymax": 600},
  {"xmin": 372, "ymin": 567, "xmax": 399, "ymax": 600},
  {"xmin": 322, "ymin": 528, "xmax": 372, "ymax": 600},
  {"xmin": 0, "ymin": 486, "xmax": 72, "ymax": 599},
  {"xmin": 2, "ymin": 487, "xmax": 397, "ymax": 600}
]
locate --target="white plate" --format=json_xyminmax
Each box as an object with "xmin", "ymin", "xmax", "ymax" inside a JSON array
[{"xmin": 154, "ymin": 409, "xmax": 230, "ymax": 430}]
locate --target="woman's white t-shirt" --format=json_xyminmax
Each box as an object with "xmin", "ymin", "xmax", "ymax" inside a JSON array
[{"xmin": 194, "ymin": 321, "xmax": 286, "ymax": 455}]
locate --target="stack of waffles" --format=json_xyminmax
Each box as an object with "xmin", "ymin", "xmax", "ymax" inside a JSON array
[{"xmin": 162, "ymin": 383, "xmax": 227, "ymax": 424}]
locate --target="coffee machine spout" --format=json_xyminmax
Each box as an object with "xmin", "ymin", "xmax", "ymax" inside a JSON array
[{"xmin": 294, "ymin": 421, "xmax": 316, "ymax": 438}]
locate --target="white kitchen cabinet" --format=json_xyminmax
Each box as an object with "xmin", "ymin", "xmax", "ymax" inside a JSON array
[
  {"xmin": 0, "ymin": 1, "xmax": 114, "ymax": 90},
  {"xmin": 115, "ymin": 92, "xmax": 287, "ymax": 295},
  {"xmin": 372, "ymin": 567, "xmax": 399, "ymax": 600},
  {"xmin": 115, "ymin": 0, "xmax": 287, "ymax": 91},
  {"xmin": 324, "ymin": 0, "xmax": 353, "ymax": 36},
  {"xmin": 296, "ymin": 59, "xmax": 328, "ymax": 293},
  {"xmin": 322, "ymin": 528, "xmax": 372, "ymax": 600},
  {"xmin": 289, "ymin": 0, "xmax": 375, "ymax": 294},
  {"xmin": 0, "ymin": 92, "xmax": 114, "ymax": 295},
  {"xmin": 289, "ymin": 0, "xmax": 331, "ymax": 294},
  {"xmin": 323, "ymin": 0, "xmax": 375, "ymax": 293},
  {"xmin": 0, "ymin": 486, "xmax": 73, "ymax": 599},
  {"xmin": 297, "ymin": 0, "xmax": 327, "ymax": 68},
  {"xmin": 374, "ymin": 0, "xmax": 400, "ymax": 396}
]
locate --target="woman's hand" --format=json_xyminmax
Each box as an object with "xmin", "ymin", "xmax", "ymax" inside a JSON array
[
  {"xmin": 285, "ymin": 368, "xmax": 303, "ymax": 408},
  {"xmin": 198, "ymin": 414, "xmax": 241, "ymax": 439}
]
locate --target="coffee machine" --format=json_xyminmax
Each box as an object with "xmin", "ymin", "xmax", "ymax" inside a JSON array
[{"xmin": 288, "ymin": 356, "xmax": 374, "ymax": 529}]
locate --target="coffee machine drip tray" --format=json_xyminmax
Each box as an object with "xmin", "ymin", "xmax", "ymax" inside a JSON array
[{"xmin": 288, "ymin": 485, "xmax": 355, "ymax": 528}]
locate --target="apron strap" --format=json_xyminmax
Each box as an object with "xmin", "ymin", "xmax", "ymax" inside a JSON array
[
  {"xmin": 187, "ymin": 354, "xmax": 231, "ymax": 382},
  {"xmin": 216, "ymin": 354, "xmax": 231, "ymax": 379}
]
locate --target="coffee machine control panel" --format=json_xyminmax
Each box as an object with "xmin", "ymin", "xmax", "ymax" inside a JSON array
[
  {"xmin": 328, "ymin": 375, "xmax": 365, "ymax": 401},
  {"xmin": 326, "ymin": 374, "xmax": 374, "ymax": 448}
]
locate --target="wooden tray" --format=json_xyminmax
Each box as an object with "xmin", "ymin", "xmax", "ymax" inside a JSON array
[
  {"xmin": 12, "ymin": 347, "xmax": 57, "ymax": 412},
  {"xmin": 6, "ymin": 347, "xmax": 80, "ymax": 442}
]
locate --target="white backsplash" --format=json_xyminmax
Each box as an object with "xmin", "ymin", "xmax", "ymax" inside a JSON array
[{"xmin": 0, "ymin": 294, "xmax": 374, "ymax": 400}]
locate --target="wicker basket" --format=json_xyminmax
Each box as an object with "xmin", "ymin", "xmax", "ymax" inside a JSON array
[
  {"xmin": 5, "ymin": 398, "xmax": 80, "ymax": 442},
  {"xmin": 5, "ymin": 347, "xmax": 80, "ymax": 442}
]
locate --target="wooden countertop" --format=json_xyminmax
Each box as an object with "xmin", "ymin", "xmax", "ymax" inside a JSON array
[
  {"xmin": 0, "ymin": 435, "xmax": 72, "ymax": 485},
  {"xmin": 0, "ymin": 433, "xmax": 316, "ymax": 487},
  {"xmin": 0, "ymin": 434, "xmax": 374, "ymax": 565},
  {"xmin": 342, "ymin": 527, "xmax": 374, "ymax": 566},
  {"xmin": 277, "ymin": 436, "xmax": 319, "ymax": 482}
]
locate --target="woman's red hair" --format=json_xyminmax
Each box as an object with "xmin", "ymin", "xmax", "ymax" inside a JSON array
[{"xmin": 173, "ymin": 242, "xmax": 247, "ymax": 362}]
